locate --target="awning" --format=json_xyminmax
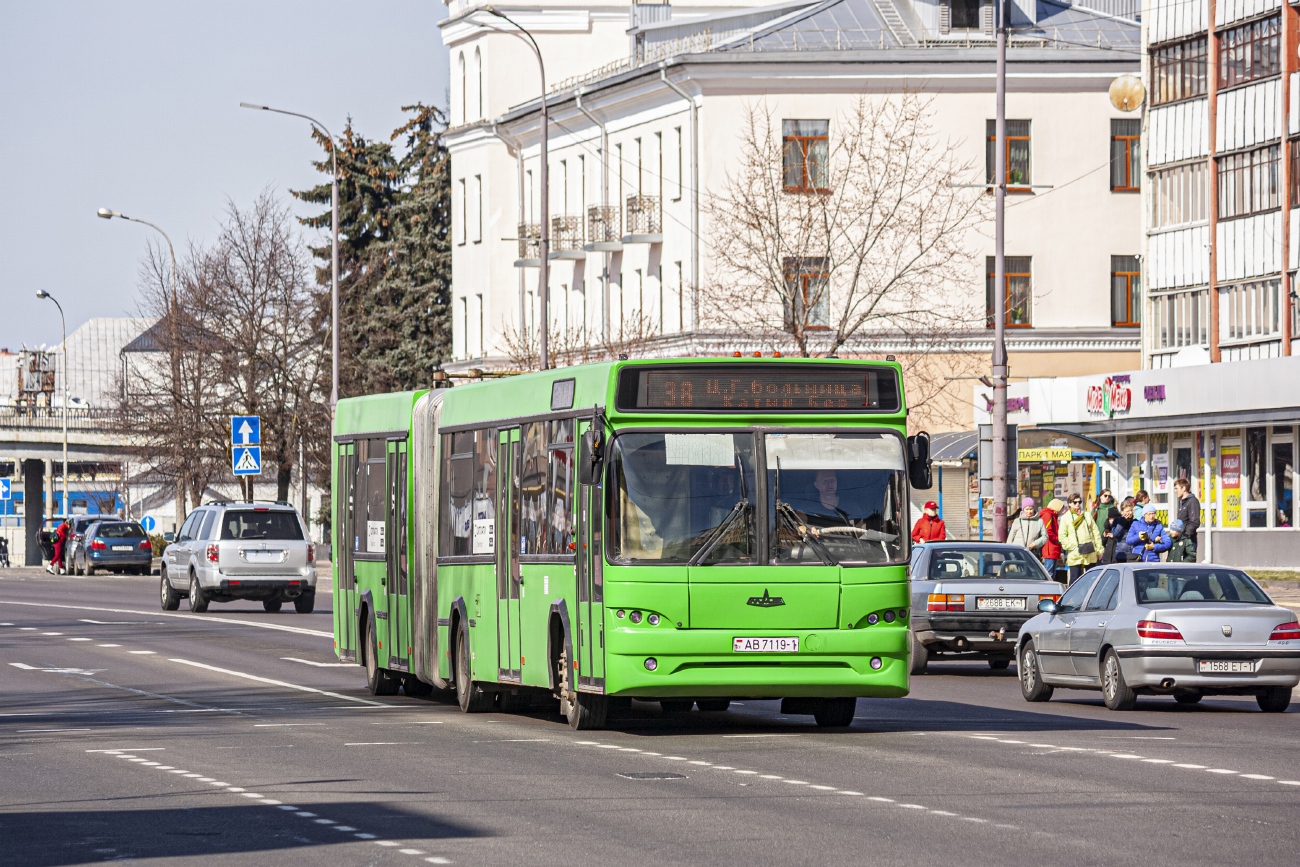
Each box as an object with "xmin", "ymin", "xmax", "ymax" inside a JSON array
[{"xmin": 928, "ymin": 427, "xmax": 1119, "ymax": 463}]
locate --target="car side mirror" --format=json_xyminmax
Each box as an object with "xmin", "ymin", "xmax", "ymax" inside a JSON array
[
  {"xmin": 907, "ymin": 432, "xmax": 933, "ymax": 490},
  {"xmin": 579, "ymin": 426, "xmax": 604, "ymax": 487},
  {"xmin": 1037, "ymin": 598, "xmax": 1059, "ymax": 615}
]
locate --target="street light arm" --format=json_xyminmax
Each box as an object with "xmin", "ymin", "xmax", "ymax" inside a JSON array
[
  {"xmin": 240, "ymin": 103, "xmax": 338, "ymax": 177},
  {"xmin": 477, "ymin": 12, "xmax": 546, "ymax": 92}
]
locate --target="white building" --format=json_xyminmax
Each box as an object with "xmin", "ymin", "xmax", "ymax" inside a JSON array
[{"xmin": 441, "ymin": 0, "xmax": 1145, "ymax": 429}]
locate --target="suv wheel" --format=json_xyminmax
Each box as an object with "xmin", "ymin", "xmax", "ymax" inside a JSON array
[
  {"xmin": 262, "ymin": 598, "xmax": 283, "ymax": 613},
  {"xmin": 188, "ymin": 573, "xmax": 210, "ymax": 613},
  {"xmin": 294, "ymin": 589, "xmax": 316, "ymax": 614}
]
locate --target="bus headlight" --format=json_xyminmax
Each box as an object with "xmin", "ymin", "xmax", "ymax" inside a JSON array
[
  {"xmin": 647, "ymin": 614, "xmax": 660, "ymax": 626},
  {"xmin": 644, "ymin": 657, "xmax": 658, "ymax": 671}
]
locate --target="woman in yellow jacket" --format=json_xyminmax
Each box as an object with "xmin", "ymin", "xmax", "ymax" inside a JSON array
[{"xmin": 1059, "ymin": 493, "xmax": 1103, "ymax": 583}]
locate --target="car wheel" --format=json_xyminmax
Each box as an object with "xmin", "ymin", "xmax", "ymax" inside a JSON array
[
  {"xmin": 910, "ymin": 632, "xmax": 929, "ymax": 675},
  {"xmin": 812, "ymin": 697, "xmax": 857, "ymax": 728},
  {"xmin": 262, "ymin": 598, "xmax": 283, "ymax": 613},
  {"xmin": 1257, "ymin": 686, "xmax": 1292, "ymax": 713},
  {"xmin": 452, "ymin": 619, "xmax": 491, "ymax": 711},
  {"xmin": 364, "ymin": 618, "xmax": 400, "ymax": 697},
  {"xmin": 1019, "ymin": 641, "xmax": 1054, "ymax": 703},
  {"xmin": 696, "ymin": 699, "xmax": 731, "ymax": 712},
  {"xmin": 188, "ymin": 574, "xmax": 209, "ymax": 613},
  {"xmin": 293, "ymin": 590, "xmax": 315, "ymax": 614},
  {"xmin": 1173, "ymin": 692, "xmax": 1203, "ymax": 705},
  {"xmin": 1101, "ymin": 649, "xmax": 1137, "ymax": 711},
  {"xmin": 84, "ymin": 556, "xmax": 95, "ymax": 577},
  {"xmin": 159, "ymin": 572, "xmax": 180, "ymax": 611},
  {"xmin": 988, "ymin": 657, "xmax": 1012, "ymax": 671}
]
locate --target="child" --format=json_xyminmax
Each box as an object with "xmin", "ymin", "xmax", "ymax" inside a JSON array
[{"xmin": 1167, "ymin": 518, "xmax": 1197, "ymax": 563}]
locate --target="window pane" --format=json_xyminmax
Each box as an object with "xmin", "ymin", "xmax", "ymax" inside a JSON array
[
  {"xmin": 1008, "ymin": 138, "xmax": 1031, "ymax": 185},
  {"xmin": 783, "ymin": 140, "xmax": 804, "ymax": 189},
  {"xmin": 807, "ymin": 138, "xmax": 829, "ymax": 188},
  {"xmin": 519, "ymin": 422, "xmax": 548, "ymax": 555}
]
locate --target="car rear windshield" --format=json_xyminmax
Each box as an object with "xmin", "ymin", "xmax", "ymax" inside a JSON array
[
  {"xmin": 1135, "ymin": 568, "xmax": 1271, "ymax": 604},
  {"xmin": 925, "ymin": 546, "xmax": 1050, "ymax": 580},
  {"xmin": 97, "ymin": 522, "xmax": 146, "ymax": 538},
  {"xmin": 220, "ymin": 511, "xmax": 304, "ymax": 541}
]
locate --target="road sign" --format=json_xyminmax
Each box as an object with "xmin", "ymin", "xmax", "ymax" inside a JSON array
[
  {"xmin": 977, "ymin": 423, "xmax": 1019, "ymax": 500},
  {"xmin": 231, "ymin": 415, "xmax": 261, "ymax": 446},
  {"xmin": 140, "ymin": 515, "xmax": 156, "ymax": 533},
  {"xmin": 232, "ymin": 446, "xmax": 262, "ymax": 476},
  {"xmin": 0, "ymin": 479, "xmax": 9, "ymax": 500}
]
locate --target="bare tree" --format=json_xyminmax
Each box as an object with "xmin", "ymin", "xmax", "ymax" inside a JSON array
[
  {"xmin": 702, "ymin": 93, "xmax": 988, "ymax": 398},
  {"xmin": 500, "ymin": 311, "xmax": 661, "ymax": 371}
]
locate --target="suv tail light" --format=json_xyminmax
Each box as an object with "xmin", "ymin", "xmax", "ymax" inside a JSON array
[
  {"xmin": 927, "ymin": 593, "xmax": 966, "ymax": 612},
  {"xmin": 206, "ymin": 544, "xmax": 219, "ymax": 564},
  {"xmin": 90, "ymin": 539, "xmax": 106, "ymax": 550},
  {"xmin": 1269, "ymin": 622, "xmax": 1300, "ymax": 641},
  {"xmin": 306, "ymin": 543, "xmax": 315, "ymax": 564},
  {"xmin": 1137, "ymin": 620, "xmax": 1184, "ymax": 641}
]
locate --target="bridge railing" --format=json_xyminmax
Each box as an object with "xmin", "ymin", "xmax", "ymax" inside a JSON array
[{"xmin": 0, "ymin": 407, "xmax": 120, "ymax": 432}]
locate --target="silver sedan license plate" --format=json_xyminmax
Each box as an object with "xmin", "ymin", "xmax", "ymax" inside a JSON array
[
  {"xmin": 977, "ymin": 596, "xmax": 1026, "ymax": 611},
  {"xmin": 734, "ymin": 637, "xmax": 799, "ymax": 653},
  {"xmin": 1198, "ymin": 659, "xmax": 1257, "ymax": 674}
]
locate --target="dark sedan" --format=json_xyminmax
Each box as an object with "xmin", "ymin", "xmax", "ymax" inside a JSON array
[{"xmin": 75, "ymin": 521, "xmax": 153, "ymax": 575}]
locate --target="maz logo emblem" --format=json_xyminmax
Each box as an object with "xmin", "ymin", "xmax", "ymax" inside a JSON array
[{"xmin": 747, "ymin": 589, "xmax": 785, "ymax": 608}]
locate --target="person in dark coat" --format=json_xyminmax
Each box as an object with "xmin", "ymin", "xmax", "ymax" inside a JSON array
[
  {"xmin": 1174, "ymin": 479, "xmax": 1200, "ymax": 559},
  {"xmin": 1102, "ymin": 497, "xmax": 1136, "ymax": 563},
  {"xmin": 1166, "ymin": 519, "xmax": 1197, "ymax": 563}
]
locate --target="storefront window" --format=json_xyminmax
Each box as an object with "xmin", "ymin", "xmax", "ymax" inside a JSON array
[
  {"xmin": 1246, "ymin": 427, "xmax": 1268, "ymax": 527},
  {"xmin": 1273, "ymin": 440, "xmax": 1293, "ymax": 528},
  {"xmin": 1174, "ymin": 445, "xmax": 1192, "ymax": 487}
]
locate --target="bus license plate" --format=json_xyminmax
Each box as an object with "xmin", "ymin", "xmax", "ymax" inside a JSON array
[
  {"xmin": 977, "ymin": 597, "xmax": 1026, "ymax": 611},
  {"xmin": 734, "ymin": 637, "xmax": 799, "ymax": 653},
  {"xmin": 1198, "ymin": 659, "xmax": 1257, "ymax": 673}
]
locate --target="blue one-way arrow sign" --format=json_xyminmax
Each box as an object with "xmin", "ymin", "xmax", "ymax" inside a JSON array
[
  {"xmin": 231, "ymin": 415, "xmax": 261, "ymax": 445},
  {"xmin": 0, "ymin": 479, "xmax": 10, "ymax": 500},
  {"xmin": 232, "ymin": 446, "xmax": 262, "ymax": 476}
]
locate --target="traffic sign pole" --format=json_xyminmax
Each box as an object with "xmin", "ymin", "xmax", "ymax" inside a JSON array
[{"xmin": 230, "ymin": 415, "xmax": 262, "ymax": 503}]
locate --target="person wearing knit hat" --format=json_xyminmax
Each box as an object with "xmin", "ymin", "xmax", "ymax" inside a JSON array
[
  {"xmin": 1007, "ymin": 497, "xmax": 1046, "ymax": 554},
  {"xmin": 912, "ymin": 501, "xmax": 947, "ymax": 544},
  {"xmin": 1039, "ymin": 498, "xmax": 1065, "ymax": 578},
  {"xmin": 1167, "ymin": 518, "xmax": 1197, "ymax": 563}
]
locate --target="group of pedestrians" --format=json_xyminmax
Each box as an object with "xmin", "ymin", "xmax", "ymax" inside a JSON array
[{"xmin": 1008, "ymin": 480, "xmax": 1202, "ymax": 583}]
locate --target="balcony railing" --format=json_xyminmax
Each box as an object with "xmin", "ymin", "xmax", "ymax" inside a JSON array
[
  {"xmin": 586, "ymin": 205, "xmax": 622, "ymax": 250},
  {"xmin": 517, "ymin": 223, "xmax": 541, "ymax": 262},
  {"xmin": 623, "ymin": 195, "xmax": 662, "ymax": 239},
  {"xmin": 551, "ymin": 215, "xmax": 585, "ymax": 256}
]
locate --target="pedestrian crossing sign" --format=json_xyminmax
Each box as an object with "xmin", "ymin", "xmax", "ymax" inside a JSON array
[{"xmin": 232, "ymin": 446, "xmax": 262, "ymax": 476}]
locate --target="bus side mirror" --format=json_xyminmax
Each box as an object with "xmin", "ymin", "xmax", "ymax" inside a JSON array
[
  {"xmin": 907, "ymin": 432, "xmax": 933, "ymax": 490},
  {"xmin": 579, "ymin": 428, "xmax": 604, "ymax": 486}
]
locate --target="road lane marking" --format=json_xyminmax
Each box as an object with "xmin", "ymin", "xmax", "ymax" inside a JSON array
[
  {"xmin": 18, "ymin": 728, "xmax": 91, "ymax": 733},
  {"xmin": 344, "ymin": 742, "xmax": 415, "ymax": 746},
  {"xmin": 97, "ymin": 644, "xmax": 120, "ymax": 647},
  {"xmin": 281, "ymin": 657, "xmax": 354, "ymax": 667},
  {"xmin": 68, "ymin": 638, "xmax": 92, "ymax": 642},
  {"xmin": 129, "ymin": 651, "xmax": 156, "ymax": 655},
  {"xmin": 0, "ymin": 600, "xmax": 333, "ymax": 638},
  {"xmin": 167, "ymin": 658, "xmax": 391, "ymax": 706}
]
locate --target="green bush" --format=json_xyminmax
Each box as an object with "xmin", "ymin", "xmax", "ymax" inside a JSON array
[{"xmin": 150, "ymin": 534, "xmax": 170, "ymax": 558}]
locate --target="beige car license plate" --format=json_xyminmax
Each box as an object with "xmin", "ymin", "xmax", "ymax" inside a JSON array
[
  {"xmin": 1198, "ymin": 659, "xmax": 1257, "ymax": 673},
  {"xmin": 733, "ymin": 637, "xmax": 799, "ymax": 653},
  {"xmin": 977, "ymin": 597, "xmax": 1026, "ymax": 611}
]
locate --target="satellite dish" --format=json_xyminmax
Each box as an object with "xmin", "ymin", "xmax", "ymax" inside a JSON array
[{"xmin": 1109, "ymin": 74, "xmax": 1146, "ymax": 112}]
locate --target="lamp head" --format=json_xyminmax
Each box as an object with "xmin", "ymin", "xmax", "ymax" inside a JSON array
[
  {"xmin": 239, "ymin": 102, "xmax": 269, "ymax": 111},
  {"xmin": 97, "ymin": 208, "xmax": 116, "ymax": 219},
  {"xmin": 36, "ymin": 290, "xmax": 50, "ymax": 299}
]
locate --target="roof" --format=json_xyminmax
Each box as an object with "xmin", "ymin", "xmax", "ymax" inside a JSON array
[
  {"xmin": 0, "ymin": 318, "xmax": 154, "ymax": 408},
  {"xmin": 929, "ymin": 427, "xmax": 1119, "ymax": 462}
]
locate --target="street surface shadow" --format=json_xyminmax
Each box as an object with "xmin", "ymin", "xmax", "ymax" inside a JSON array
[{"xmin": 0, "ymin": 801, "xmax": 486, "ymax": 867}]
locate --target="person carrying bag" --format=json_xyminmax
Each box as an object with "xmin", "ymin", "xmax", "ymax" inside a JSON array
[
  {"xmin": 1059, "ymin": 494, "xmax": 1102, "ymax": 582},
  {"xmin": 1006, "ymin": 497, "xmax": 1046, "ymax": 554}
]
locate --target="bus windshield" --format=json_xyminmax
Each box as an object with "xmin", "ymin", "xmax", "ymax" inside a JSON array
[
  {"xmin": 767, "ymin": 433, "xmax": 905, "ymax": 565},
  {"xmin": 608, "ymin": 430, "xmax": 905, "ymax": 565}
]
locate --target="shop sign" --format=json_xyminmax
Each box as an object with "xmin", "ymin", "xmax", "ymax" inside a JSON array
[
  {"xmin": 1221, "ymin": 446, "xmax": 1242, "ymax": 528},
  {"xmin": 1018, "ymin": 447, "xmax": 1073, "ymax": 462},
  {"xmin": 1086, "ymin": 375, "xmax": 1132, "ymax": 417},
  {"xmin": 983, "ymin": 396, "xmax": 1030, "ymax": 414},
  {"xmin": 1143, "ymin": 384, "xmax": 1166, "ymax": 402}
]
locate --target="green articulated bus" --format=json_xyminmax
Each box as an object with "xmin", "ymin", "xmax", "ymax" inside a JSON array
[{"xmin": 331, "ymin": 357, "xmax": 933, "ymax": 730}]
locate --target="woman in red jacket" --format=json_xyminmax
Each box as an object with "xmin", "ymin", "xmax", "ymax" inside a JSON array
[
  {"xmin": 1039, "ymin": 498, "xmax": 1064, "ymax": 578},
  {"xmin": 912, "ymin": 501, "xmax": 947, "ymax": 544}
]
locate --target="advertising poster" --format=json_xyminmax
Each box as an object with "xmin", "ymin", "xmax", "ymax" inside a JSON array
[
  {"xmin": 1152, "ymin": 453, "xmax": 1170, "ymax": 493},
  {"xmin": 1221, "ymin": 445, "xmax": 1242, "ymax": 528}
]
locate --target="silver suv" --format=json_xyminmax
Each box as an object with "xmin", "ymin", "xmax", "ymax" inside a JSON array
[{"xmin": 159, "ymin": 502, "xmax": 316, "ymax": 614}]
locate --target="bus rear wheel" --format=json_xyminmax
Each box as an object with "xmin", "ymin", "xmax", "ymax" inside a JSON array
[{"xmin": 454, "ymin": 620, "xmax": 493, "ymax": 712}]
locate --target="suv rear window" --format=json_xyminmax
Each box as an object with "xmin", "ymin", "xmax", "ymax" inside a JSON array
[
  {"xmin": 220, "ymin": 511, "xmax": 304, "ymax": 541},
  {"xmin": 97, "ymin": 522, "xmax": 146, "ymax": 538}
]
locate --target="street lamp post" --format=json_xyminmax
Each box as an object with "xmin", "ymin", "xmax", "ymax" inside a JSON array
[
  {"xmin": 482, "ymin": 5, "xmax": 550, "ymax": 369},
  {"xmin": 34, "ymin": 291, "xmax": 68, "ymax": 526},
  {"xmin": 98, "ymin": 208, "xmax": 185, "ymax": 530},
  {"xmin": 240, "ymin": 102, "xmax": 341, "ymax": 405},
  {"xmin": 990, "ymin": 0, "xmax": 1011, "ymax": 543}
]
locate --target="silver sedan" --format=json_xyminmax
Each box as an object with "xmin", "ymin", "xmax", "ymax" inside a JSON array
[{"xmin": 1016, "ymin": 564, "xmax": 1300, "ymax": 712}]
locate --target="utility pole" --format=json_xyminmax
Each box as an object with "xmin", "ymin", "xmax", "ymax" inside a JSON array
[{"xmin": 991, "ymin": 0, "xmax": 1010, "ymax": 543}]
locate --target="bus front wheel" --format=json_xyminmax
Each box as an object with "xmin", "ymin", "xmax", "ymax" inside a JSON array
[{"xmin": 557, "ymin": 648, "xmax": 606, "ymax": 730}]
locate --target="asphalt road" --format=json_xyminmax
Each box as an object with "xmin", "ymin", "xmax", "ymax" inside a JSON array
[{"xmin": 2, "ymin": 566, "xmax": 1298, "ymax": 866}]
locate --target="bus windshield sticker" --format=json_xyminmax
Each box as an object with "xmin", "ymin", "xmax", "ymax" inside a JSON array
[
  {"xmin": 550, "ymin": 378, "xmax": 576, "ymax": 410},
  {"xmin": 367, "ymin": 520, "xmax": 386, "ymax": 554},
  {"xmin": 765, "ymin": 433, "xmax": 905, "ymax": 471},
  {"xmin": 472, "ymin": 494, "xmax": 495, "ymax": 554},
  {"xmin": 665, "ymin": 433, "xmax": 735, "ymax": 466}
]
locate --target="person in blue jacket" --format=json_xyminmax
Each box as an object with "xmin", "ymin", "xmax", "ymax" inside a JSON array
[{"xmin": 1125, "ymin": 508, "xmax": 1172, "ymax": 562}]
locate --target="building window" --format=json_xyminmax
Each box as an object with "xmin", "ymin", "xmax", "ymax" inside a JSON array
[
  {"xmin": 782, "ymin": 257, "xmax": 830, "ymax": 329},
  {"xmin": 1111, "ymin": 119, "xmax": 1141, "ymax": 192},
  {"xmin": 782, "ymin": 120, "xmax": 829, "ymax": 192},
  {"xmin": 1220, "ymin": 278, "xmax": 1281, "ymax": 343},
  {"xmin": 1150, "ymin": 162, "xmax": 1208, "ymax": 229},
  {"xmin": 985, "ymin": 120, "xmax": 1031, "ymax": 191},
  {"xmin": 674, "ymin": 126, "xmax": 683, "ymax": 200},
  {"xmin": 1218, "ymin": 15, "xmax": 1281, "ymax": 90},
  {"xmin": 456, "ymin": 52, "xmax": 466, "ymax": 126},
  {"xmin": 1111, "ymin": 256, "xmax": 1142, "ymax": 327},
  {"xmin": 457, "ymin": 178, "xmax": 467, "ymax": 245},
  {"xmin": 985, "ymin": 256, "xmax": 1032, "ymax": 327},
  {"xmin": 1150, "ymin": 287, "xmax": 1208, "ymax": 349},
  {"xmin": 1151, "ymin": 36, "xmax": 1208, "ymax": 105},
  {"xmin": 1290, "ymin": 140, "xmax": 1300, "ymax": 207},
  {"xmin": 473, "ymin": 175, "xmax": 482, "ymax": 243},
  {"xmin": 474, "ymin": 47, "xmax": 483, "ymax": 120},
  {"xmin": 1217, "ymin": 144, "xmax": 1280, "ymax": 219},
  {"xmin": 951, "ymin": 0, "xmax": 981, "ymax": 29}
]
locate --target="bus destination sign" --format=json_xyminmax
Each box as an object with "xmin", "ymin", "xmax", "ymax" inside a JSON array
[{"xmin": 617, "ymin": 365, "xmax": 901, "ymax": 413}]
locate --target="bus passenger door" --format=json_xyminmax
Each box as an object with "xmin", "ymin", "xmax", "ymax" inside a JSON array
[
  {"xmin": 335, "ymin": 442, "xmax": 357, "ymax": 661},
  {"xmin": 497, "ymin": 429, "xmax": 522, "ymax": 681},
  {"xmin": 576, "ymin": 426, "xmax": 605, "ymax": 689},
  {"xmin": 386, "ymin": 439, "xmax": 409, "ymax": 672}
]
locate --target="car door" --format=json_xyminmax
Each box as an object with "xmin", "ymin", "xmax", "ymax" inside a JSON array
[
  {"xmin": 1070, "ymin": 568, "xmax": 1120, "ymax": 678},
  {"xmin": 168, "ymin": 511, "xmax": 200, "ymax": 585},
  {"xmin": 1037, "ymin": 571, "xmax": 1099, "ymax": 676}
]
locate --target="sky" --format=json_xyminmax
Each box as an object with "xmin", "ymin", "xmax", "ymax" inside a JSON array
[{"xmin": 1, "ymin": 1, "xmax": 449, "ymax": 352}]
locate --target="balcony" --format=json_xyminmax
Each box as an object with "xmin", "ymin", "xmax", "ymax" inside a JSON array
[
  {"xmin": 550, "ymin": 215, "xmax": 586, "ymax": 260},
  {"xmin": 515, "ymin": 223, "xmax": 540, "ymax": 268},
  {"xmin": 621, "ymin": 195, "xmax": 662, "ymax": 244},
  {"xmin": 584, "ymin": 205, "xmax": 622, "ymax": 252}
]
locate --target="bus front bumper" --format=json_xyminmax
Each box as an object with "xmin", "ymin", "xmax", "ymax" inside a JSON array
[{"xmin": 602, "ymin": 626, "xmax": 910, "ymax": 699}]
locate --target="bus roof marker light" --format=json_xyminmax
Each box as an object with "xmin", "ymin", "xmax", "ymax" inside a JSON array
[{"xmin": 644, "ymin": 658, "xmax": 658, "ymax": 671}]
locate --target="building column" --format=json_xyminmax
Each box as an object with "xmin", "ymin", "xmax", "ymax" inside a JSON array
[
  {"xmin": 22, "ymin": 459, "xmax": 45, "ymax": 566},
  {"xmin": 1283, "ymin": 0, "xmax": 1298, "ymax": 355},
  {"xmin": 44, "ymin": 458, "xmax": 53, "ymax": 521},
  {"xmin": 1208, "ymin": 0, "xmax": 1221, "ymax": 363}
]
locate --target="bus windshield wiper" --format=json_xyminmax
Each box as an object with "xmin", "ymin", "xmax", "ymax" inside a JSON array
[
  {"xmin": 690, "ymin": 457, "xmax": 750, "ymax": 566},
  {"xmin": 774, "ymin": 458, "xmax": 836, "ymax": 566}
]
